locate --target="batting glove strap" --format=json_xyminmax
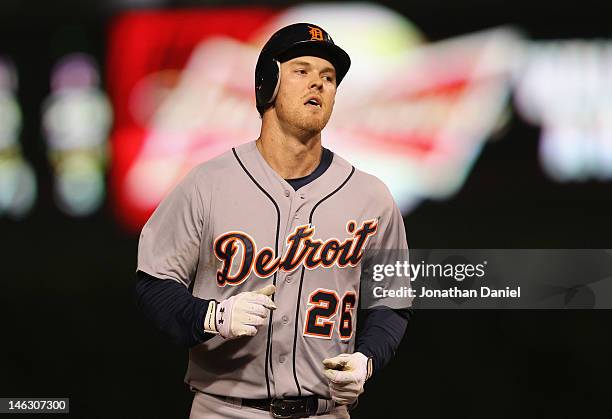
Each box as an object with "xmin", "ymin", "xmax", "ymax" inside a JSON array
[
  {"xmin": 203, "ymin": 300, "xmax": 219, "ymax": 334},
  {"xmin": 365, "ymin": 355, "xmax": 373, "ymax": 381}
]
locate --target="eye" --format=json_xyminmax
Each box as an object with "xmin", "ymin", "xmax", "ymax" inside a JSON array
[
  {"xmin": 295, "ymin": 68, "xmax": 307, "ymax": 74},
  {"xmin": 323, "ymin": 75, "xmax": 335, "ymax": 83}
]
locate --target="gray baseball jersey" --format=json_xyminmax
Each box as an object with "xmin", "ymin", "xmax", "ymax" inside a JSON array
[{"xmin": 137, "ymin": 140, "xmax": 408, "ymax": 399}]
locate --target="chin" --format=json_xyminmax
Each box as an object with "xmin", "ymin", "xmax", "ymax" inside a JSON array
[
  {"xmin": 296, "ymin": 113, "xmax": 331, "ymax": 133},
  {"xmin": 300, "ymin": 119, "xmax": 327, "ymax": 133},
  {"xmin": 276, "ymin": 106, "xmax": 331, "ymax": 134}
]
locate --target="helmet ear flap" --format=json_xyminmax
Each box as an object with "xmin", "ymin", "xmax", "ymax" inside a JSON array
[{"xmin": 256, "ymin": 59, "xmax": 280, "ymax": 115}]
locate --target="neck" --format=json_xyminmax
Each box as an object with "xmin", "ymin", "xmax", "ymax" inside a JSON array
[{"xmin": 257, "ymin": 114, "xmax": 323, "ymax": 180}]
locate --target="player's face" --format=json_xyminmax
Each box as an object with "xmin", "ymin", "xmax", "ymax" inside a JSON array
[{"xmin": 275, "ymin": 56, "xmax": 337, "ymax": 135}]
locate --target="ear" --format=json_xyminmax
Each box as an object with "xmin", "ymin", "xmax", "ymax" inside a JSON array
[{"xmin": 255, "ymin": 59, "xmax": 281, "ymax": 109}]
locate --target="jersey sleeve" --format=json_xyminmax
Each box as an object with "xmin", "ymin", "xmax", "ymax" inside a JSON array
[
  {"xmin": 137, "ymin": 168, "xmax": 206, "ymax": 287},
  {"xmin": 360, "ymin": 184, "xmax": 412, "ymax": 310},
  {"xmin": 373, "ymin": 196, "xmax": 408, "ymax": 251}
]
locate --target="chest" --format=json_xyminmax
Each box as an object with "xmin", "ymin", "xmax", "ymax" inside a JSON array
[{"xmin": 206, "ymin": 183, "xmax": 380, "ymax": 286}]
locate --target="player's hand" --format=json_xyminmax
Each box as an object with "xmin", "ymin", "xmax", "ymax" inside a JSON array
[
  {"xmin": 215, "ymin": 284, "xmax": 276, "ymax": 339},
  {"xmin": 322, "ymin": 352, "xmax": 370, "ymax": 406}
]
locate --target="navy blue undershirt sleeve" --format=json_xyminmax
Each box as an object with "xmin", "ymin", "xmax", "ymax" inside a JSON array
[
  {"xmin": 135, "ymin": 270, "xmax": 215, "ymax": 348},
  {"xmin": 356, "ymin": 308, "xmax": 412, "ymax": 376}
]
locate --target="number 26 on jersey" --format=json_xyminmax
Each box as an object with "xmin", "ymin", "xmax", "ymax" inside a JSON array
[{"xmin": 303, "ymin": 288, "xmax": 356, "ymax": 339}]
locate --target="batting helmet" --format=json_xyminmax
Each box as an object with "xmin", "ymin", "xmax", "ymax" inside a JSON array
[{"xmin": 255, "ymin": 23, "xmax": 351, "ymax": 115}]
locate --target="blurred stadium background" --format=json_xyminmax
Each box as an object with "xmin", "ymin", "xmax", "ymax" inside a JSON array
[{"xmin": 1, "ymin": 0, "xmax": 611, "ymax": 417}]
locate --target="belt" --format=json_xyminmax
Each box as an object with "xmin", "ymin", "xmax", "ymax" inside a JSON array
[{"xmin": 209, "ymin": 393, "xmax": 325, "ymax": 418}]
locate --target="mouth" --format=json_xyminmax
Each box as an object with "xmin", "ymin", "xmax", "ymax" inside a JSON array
[{"xmin": 304, "ymin": 96, "xmax": 322, "ymax": 109}]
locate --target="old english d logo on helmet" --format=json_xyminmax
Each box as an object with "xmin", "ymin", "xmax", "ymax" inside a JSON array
[
  {"xmin": 255, "ymin": 23, "xmax": 351, "ymax": 115},
  {"xmin": 308, "ymin": 26, "xmax": 325, "ymax": 41}
]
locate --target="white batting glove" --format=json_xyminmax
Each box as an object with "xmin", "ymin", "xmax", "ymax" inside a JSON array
[
  {"xmin": 204, "ymin": 284, "xmax": 276, "ymax": 339},
  {"xmin": 322, "ymin": 352, "xmax": 371, "ymax": 406}
]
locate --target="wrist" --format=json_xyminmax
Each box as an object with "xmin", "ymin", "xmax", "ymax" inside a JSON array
[{"xmin": 203, "ymin": 300, "xmax": 219, "ymax": 334}]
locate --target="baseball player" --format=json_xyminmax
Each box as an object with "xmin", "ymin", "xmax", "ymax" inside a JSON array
[{"xmin": 136, "ymin": 23, "xmax": 412, "ymax": 418}]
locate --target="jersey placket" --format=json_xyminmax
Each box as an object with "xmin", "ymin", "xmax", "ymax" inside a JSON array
[{"xmin": 272, "ymin": 186, "xmax": 309, "ymax": 396}]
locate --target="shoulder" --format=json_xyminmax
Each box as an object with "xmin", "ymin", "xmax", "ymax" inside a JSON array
[
  {"xmin": 331, "ymin": 151, "xmax": 396, "ymax": 206},
  {"xmin": 189, "ymin": 145, "xmax": 243, "ymax": 178},
  {"xmin": 185, "ymin": 142, "xmax": 254, "ymax": 187}
]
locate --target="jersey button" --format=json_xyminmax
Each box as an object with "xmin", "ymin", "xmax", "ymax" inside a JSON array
[
  {"xmin": 279, "ymin": 355, "xmax": 286, "ymax": 363},
  {"xmin": 282, "ymin": 315, "xmax": 289, "ymax": 324},
  {"xmin": 284, "ymin": 190, "xmax": 290, "ymax": 197},
  {"xmin": 286, "ymin": 276, "xmax": 292, "ymax": 284}
]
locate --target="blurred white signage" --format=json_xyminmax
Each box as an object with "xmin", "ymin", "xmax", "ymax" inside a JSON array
[
  {"xmin": 514, "ymin": 41, "xmax": 612, "ymax": 182},
  {"xmin": 42, "ymin": 53, "xmax": 113, "ymax": 216},
  {"xmin": 0, "ymin": 57, "xmax": 36, "ymax": 219}
]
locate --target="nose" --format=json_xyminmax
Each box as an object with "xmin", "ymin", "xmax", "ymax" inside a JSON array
[{"xmin": 309, "ymin": 76, "xmax": 323, "ymax": 91}]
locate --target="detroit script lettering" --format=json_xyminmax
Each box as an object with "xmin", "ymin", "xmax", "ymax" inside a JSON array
[{"xmin": 214, "ymin": 220, "xmax": 378, "ymax": 286}]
